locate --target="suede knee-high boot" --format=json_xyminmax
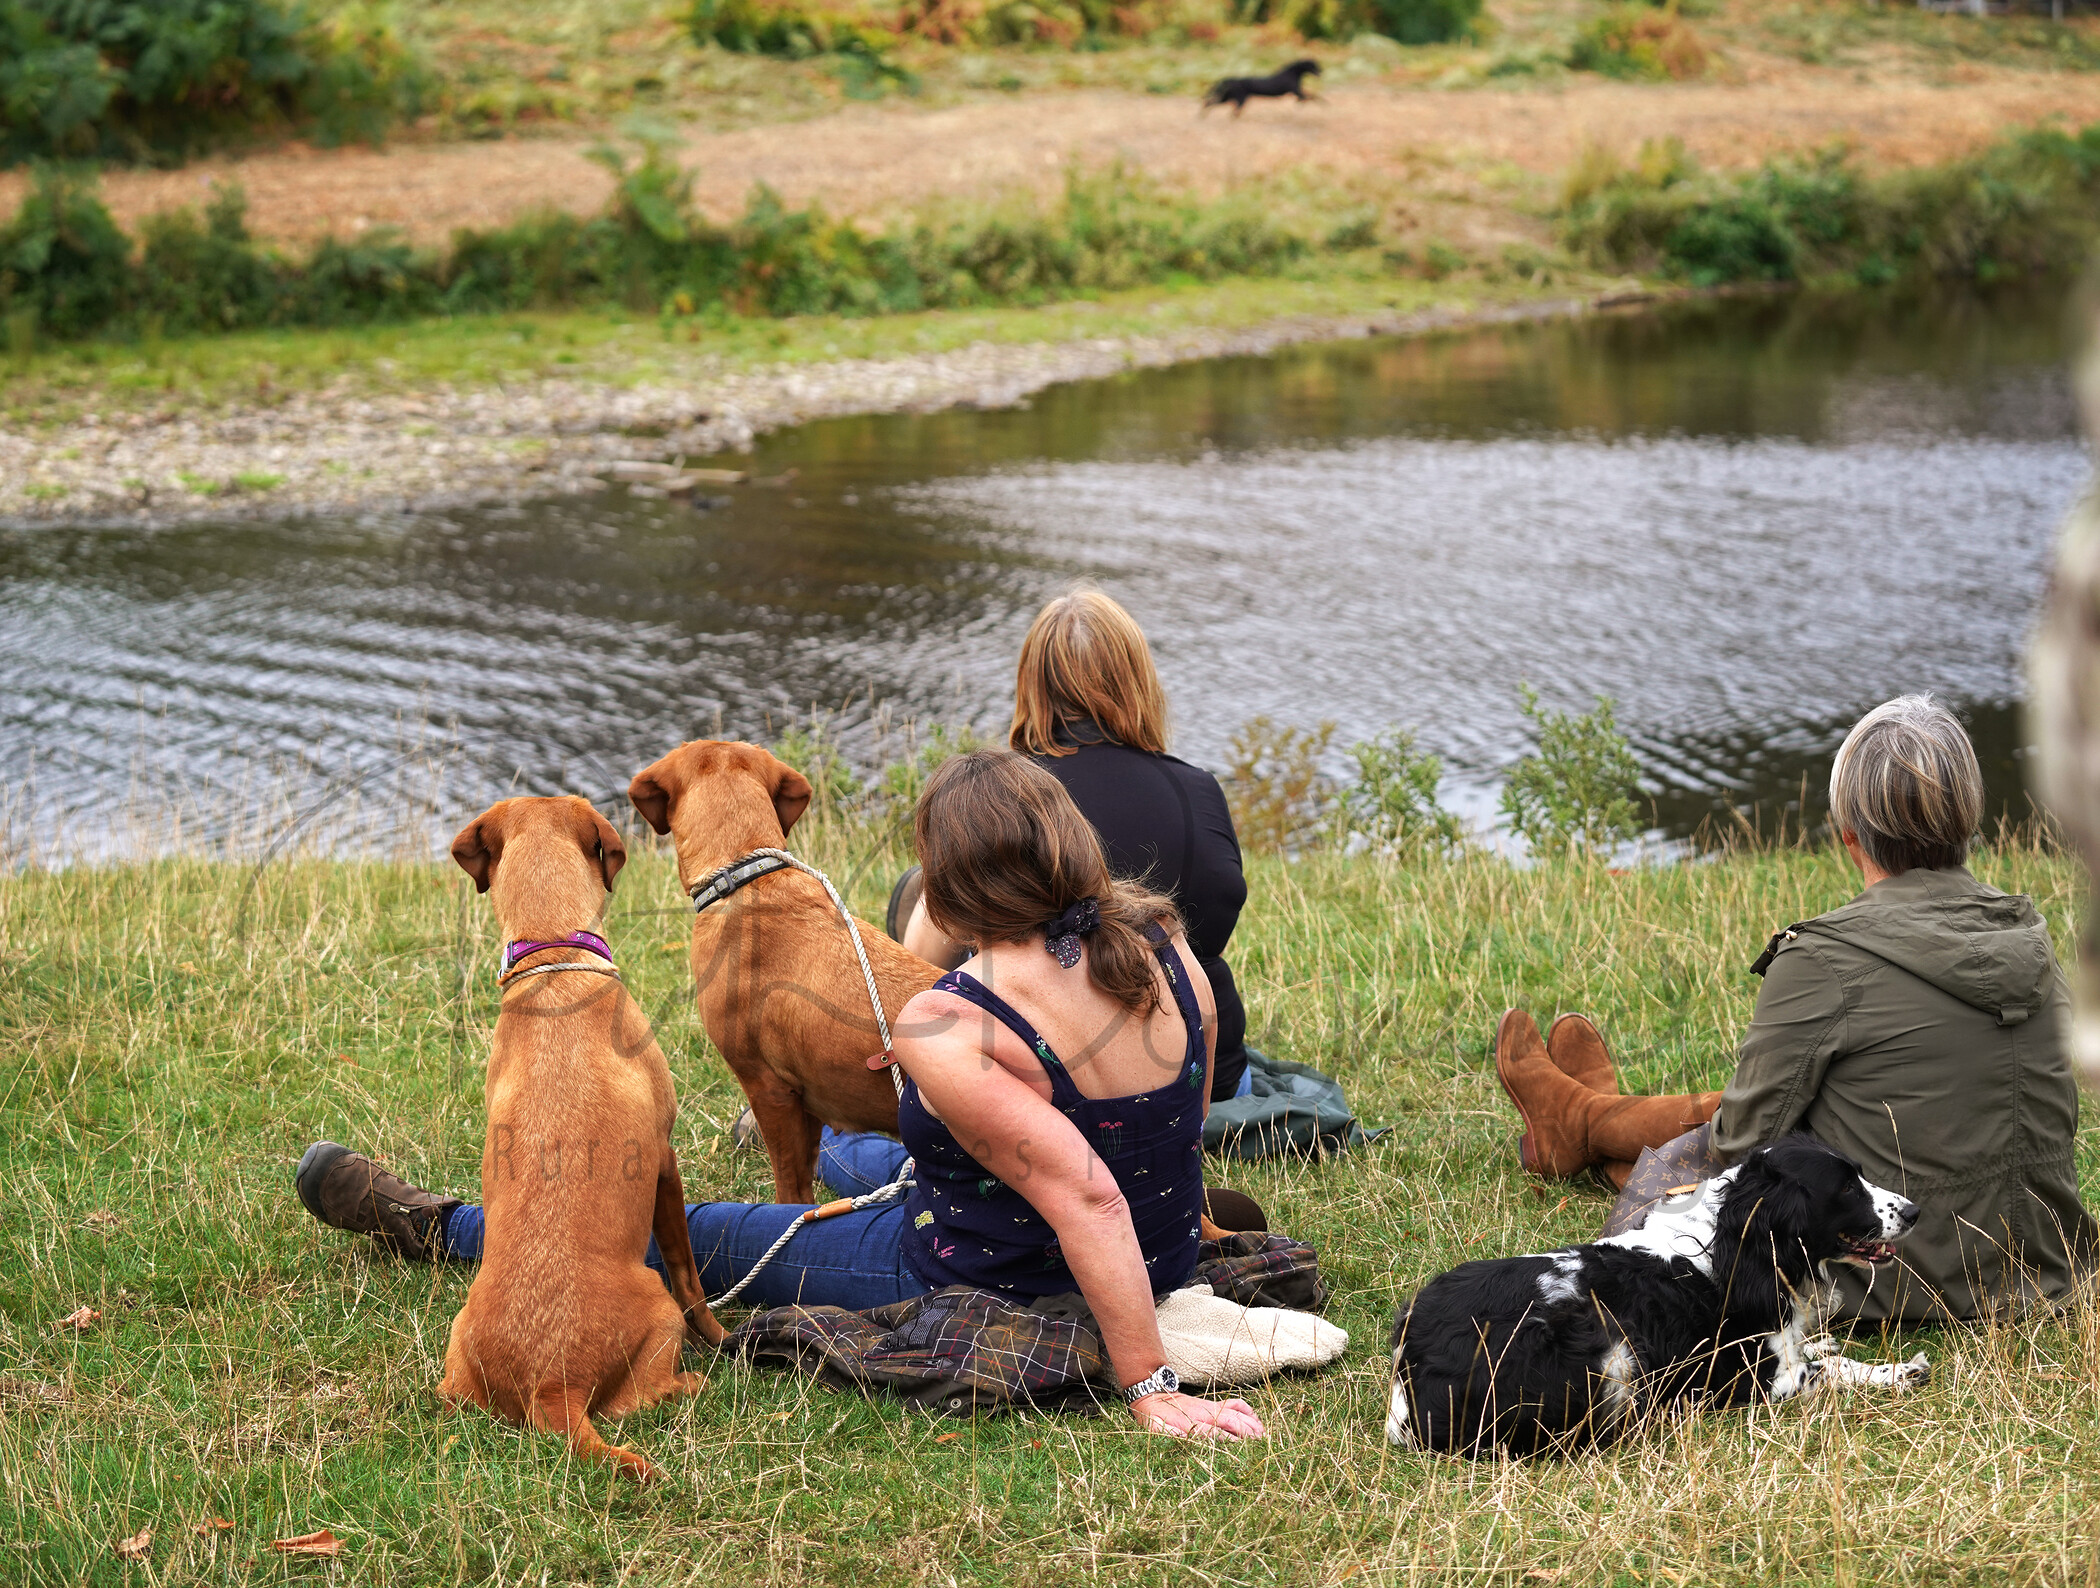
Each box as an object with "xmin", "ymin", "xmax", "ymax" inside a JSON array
[
  {"xmin": 1548, "ymin": 1014, "xmax": 1631, "ymax": 1188},
  {"xmin": 1495, "ymin": 1010, "xmax": 1721, "ymax": 1180}
]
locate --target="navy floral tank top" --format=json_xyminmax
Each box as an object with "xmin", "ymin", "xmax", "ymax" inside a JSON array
[{"xmin": 897, "ymin": 926, "xmax": 1208, "ymax": 1300}]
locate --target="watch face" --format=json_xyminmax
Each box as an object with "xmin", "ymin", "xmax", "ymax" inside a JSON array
[{"xmin": 1158, "ymin": 1367, "xmax": 1179, "ymax": 1394}]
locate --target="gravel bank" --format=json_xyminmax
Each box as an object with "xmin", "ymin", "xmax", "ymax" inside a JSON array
[{"xmin": 0, "ymin": 292, "xmax": 1641, "ymax": 528}]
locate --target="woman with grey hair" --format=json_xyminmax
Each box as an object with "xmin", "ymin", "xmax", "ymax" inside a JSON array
[{"xmin": 1493, "ymin": 694, "xmax": 2096, "ymax": 1323}]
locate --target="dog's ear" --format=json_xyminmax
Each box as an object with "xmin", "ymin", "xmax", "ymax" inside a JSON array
[
  {"xmin": 628, "ymin": 751, "xmax": 683, "ymax": 836},
  {"xmin": 769, "ymin": 755, "xmax": 814, "ymax": 838},
  {"xmin": 579, "ymin": 801, "xmax": 627, "ymax": 893},
  {"xmin": 450, "ymin": 803, "xmax": 509, "ymax": 894},
  {"xmin": 1714, "ymin": 1147, "xmax": 1818, "ymax": 1325}
]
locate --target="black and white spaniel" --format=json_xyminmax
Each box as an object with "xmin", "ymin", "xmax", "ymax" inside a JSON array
[{"xmin": 1387, "ymin": 1137, "xmax": 1930, "ymax": 1456}]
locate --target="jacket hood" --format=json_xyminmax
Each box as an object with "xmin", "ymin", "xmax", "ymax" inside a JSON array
[{"xmin": 1800, "ymin": 865, "xmax": 2057, "ymax": 1025}]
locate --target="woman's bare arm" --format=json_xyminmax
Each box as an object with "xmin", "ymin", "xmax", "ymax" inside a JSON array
[{"xmin": 897, "ymin": 991, "xmax": 1264, "ymax": 1439}]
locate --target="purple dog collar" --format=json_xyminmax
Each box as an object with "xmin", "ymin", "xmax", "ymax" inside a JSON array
[{"xmin": 500, "ymin": 931, "xmax": 615, "ymax": 977}]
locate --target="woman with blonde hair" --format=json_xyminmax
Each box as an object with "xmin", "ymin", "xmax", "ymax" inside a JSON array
[
  {"xmin": 895, "ymin": 587, "xmax": 1257, "ymax": 1103},
  {"xmin": 1492, "ymin": 694, "xmax": 2095, "ymax": 1323}
]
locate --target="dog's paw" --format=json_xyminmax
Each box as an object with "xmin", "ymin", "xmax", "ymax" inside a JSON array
[
  {"xmin": 1798, "ymin": 1334, "xmax": 1841, "ymax": 1361},
  {"xmin": 1859, "ymin": 1352, "xmax": 1931, "ymax": 1391}
]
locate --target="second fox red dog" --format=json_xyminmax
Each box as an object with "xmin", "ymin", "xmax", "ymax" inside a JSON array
[{"xmin": 629, "ymin": 740, "xmax": 941, "ymax": 1205}]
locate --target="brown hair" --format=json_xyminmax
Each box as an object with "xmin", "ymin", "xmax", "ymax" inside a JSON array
[
  {"xmin": 1008, "ymin": 587, "xmax": 1170, "ymax": 758},
  {"xmin": 916, "ymin": 749, "xmax": 1181, "ymax": 1015},
  {"xmin": 1827, "ymin": 694, "xmax": 1983, "ymax": 875}
]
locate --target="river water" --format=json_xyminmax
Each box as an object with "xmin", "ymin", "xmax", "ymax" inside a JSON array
[{"xmin": 1, "ymin": 287, "xmax": 2088, "ymax": 858}]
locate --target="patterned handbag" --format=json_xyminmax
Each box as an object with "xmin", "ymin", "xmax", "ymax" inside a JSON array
[{"xmin": 1600, "ymin": 1123, "xmax": 1730, "ymax": 1238}]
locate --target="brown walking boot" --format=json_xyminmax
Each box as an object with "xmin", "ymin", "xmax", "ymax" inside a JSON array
[
  {"xmin": 1548, "ymin": 1014, "xmax": 1632, "ymax": 1186},
  {"xmin": 1547, "ymin": 1014, "xmax": 1618, "ymax": 1095},
  {"xmin": 1495, "ymin": 1009, "xmax": 1598, "ymax": 1177},
  {"xmin": 1496, "ymin": 1012, "xmax": 1723, "ymax": 1179},
  {"xmin": 295, "ymin": 1140, "xmax": 463, "ymax": 1261}
]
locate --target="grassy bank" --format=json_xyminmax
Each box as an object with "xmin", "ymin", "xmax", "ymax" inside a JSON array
[
  {"xmin": 4, "ymin": 823, "xmax": 2098, "ymax": 1584},
  {"xmin": 4, "ymin": 116, "xmax": 2093, "ymax": 372}
]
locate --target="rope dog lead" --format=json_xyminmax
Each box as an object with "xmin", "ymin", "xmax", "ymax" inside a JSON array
[{"xmin": 689, "ymin": 846, "xmax": 914, "ymax": 1305}]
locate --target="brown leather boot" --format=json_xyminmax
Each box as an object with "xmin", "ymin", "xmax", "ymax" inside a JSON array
[
  {"xmin": 1595, "ymin": 1160, "xmax": 1635, "ymax": 1192},
  {"xmin": 1497, "ymin": 1013, "xmax": 1723, "ymax": 1180},
  {"xmin": 1547, "ymin": 1014, "xmax": 1618, "ymax": 1095},
  {"xmin": 1580, "ymin": 1092, "xmax": 1724, "ymax": 1164},
  {"xmin": 1494, "ymin": 1009, "xmax": 1602, "ymax": 1178},
  {"xmin": 295, "ymin": 1141, "xmax": 462, "ymax": 1261}
]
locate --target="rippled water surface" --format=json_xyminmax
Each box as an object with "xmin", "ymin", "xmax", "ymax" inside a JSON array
[{"xmin": 2, "ymin": 288, "xmax": 2086, "ymax": 855}]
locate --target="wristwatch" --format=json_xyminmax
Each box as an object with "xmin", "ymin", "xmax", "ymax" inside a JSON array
[{"xmin": 1122, "ymin": 1365, "xmax": 1179, "ymax": 1404}]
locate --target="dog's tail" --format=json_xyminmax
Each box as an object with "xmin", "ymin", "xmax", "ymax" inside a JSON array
[{"xmin": 527, "ymin": 1384, "xmax": 661, "ymax": 1484}]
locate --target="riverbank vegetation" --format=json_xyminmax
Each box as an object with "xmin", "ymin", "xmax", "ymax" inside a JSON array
[
  {"xmin": 2, "ymin": 116, "xmax": 2093, "ymax": 363},
  {"xmin": 0, "ymin": 151, "xmax": 1326, "ymax": 344},
  {"xmin": 3, "ymin": 783, "xmax": 2095, "ymax": 1581},
  {"xmin": 1563, "ymin": 120, "xmax": 2100, "ymax": 287}
]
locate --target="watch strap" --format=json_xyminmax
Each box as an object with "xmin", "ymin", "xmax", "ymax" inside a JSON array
[{"xmin": 1122, "ymin": 1365, "xmax": 1179, "ymax": 1404}]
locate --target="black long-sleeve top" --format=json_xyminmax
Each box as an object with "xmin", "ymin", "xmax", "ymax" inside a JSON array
[{"xmin": 1031, "ymin": 722, "xmax": 1251, "ymax": 1101}]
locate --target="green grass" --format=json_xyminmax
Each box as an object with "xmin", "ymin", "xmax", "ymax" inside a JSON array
[
  {"xmin": 0, "ymin": 264, "xmax": 1577, "ymax": 426},
  {"xmin": 5, "ymin": 810, "xmax": 2098, "ymax": 1583}
]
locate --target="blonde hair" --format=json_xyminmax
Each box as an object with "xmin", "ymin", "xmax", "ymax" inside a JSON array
[
  {"xmin": 1008, "ymin": 588, "xmax": 1169, "ymax": 758},
  {"xmin": 1828, "ymin": 695, "xmax": 1983, "ymax": 874}
]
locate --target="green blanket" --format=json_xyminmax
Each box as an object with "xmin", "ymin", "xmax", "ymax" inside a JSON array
[{"xmin": 1203, "ymin": 1050, "xmax": 1380, "ymax": 1161}]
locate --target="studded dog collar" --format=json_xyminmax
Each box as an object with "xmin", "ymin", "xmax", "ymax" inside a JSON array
[{"xmin": 689, "ymin": 852, "xmax": 795, "ymax": 913}]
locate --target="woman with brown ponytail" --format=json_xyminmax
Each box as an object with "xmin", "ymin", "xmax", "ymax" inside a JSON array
[{"xmin": 888, "ymin": 748, "xmax": 1265, "ymax": 1438}]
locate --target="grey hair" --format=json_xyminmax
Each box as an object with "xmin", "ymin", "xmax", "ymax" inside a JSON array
[{"xmin": 1827, "ymin": 695, "xmax": 1983, "ymax": 874}]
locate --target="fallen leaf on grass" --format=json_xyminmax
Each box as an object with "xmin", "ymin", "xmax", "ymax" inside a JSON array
[
  {"xmin": 271, "ymin": 1529, "xmax": 345, "ymax": 1557},
  {"xmin": 114, "ymin": 1527, "xmax": 152, "ymax": 1560},
  {"xmin": 934, "ymin": 1431, "xmax": 961, "ymax": 1444},
  {"xmin": 85, "ymin": 1210, "xmax": 121, "ymax": 1228},
  {"xmin": 335, "ymin": 1053, "xmax": 356, "ymax": 1066},
  {"xmin": 659, "ymin": 941, "xmax": 686, "ymax": 954},
  {"xmin": 194, "ymin": 1519, "xmax": 234, "ymax": 1536},
  {"xmin": 178, "ymin": 962, "xmax": 203, "ymax": 975},
  {"xmin": 52, "ymin": 1306, "xmax": 100, "ymax": 1333}
]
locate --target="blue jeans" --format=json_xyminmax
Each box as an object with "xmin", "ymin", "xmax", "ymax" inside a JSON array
[{"xmin": 438, "ymin": 1130, "xmax": 930, "ymax": 1311}]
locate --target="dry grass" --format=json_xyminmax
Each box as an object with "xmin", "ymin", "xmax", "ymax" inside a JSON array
[{"xmin": 3, "ymin": 807, "xmax": 2098, "ymax": 1583}]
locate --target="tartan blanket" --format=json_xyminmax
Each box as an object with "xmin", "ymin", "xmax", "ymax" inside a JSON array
[{"xmin": 722, "ymin": 1232, "xmax": 1326, "ymax": 1417}]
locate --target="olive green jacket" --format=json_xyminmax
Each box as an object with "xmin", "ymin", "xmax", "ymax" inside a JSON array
[{"xmin": 1712, "ymin": 865, "xmax": 2097, "ymax": 1324}]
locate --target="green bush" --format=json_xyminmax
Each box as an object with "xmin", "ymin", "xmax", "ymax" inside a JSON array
[
  {"xmin": 1498, "ymin": 685, "xmax": 1644, "ymax": 855},
  {"xmin": 1561, "ymin": 126, "xmax": 2100, "ymax": 288},
  {"xmin": 1567, "ymin": 5, "xmax": 1708, "ymax": 80},
  {"xmin": 1226, "ymin": 716, "xmax": 1338, "ymax": 855},
  {"xmin": 689, "ymin": 0, "xmax": 897, "ymax": 57},
  {"xmin": 0, "ymin": 163, "xmax": 132, "ymax": 338},
  {"xmin": 0, "ymin": 0, "xmax": 423, "ymax": 165},
  {"xmin": 1363, "ymin": 0, "xmax": 1483, "ymax": 45},
  {"xmin": 1233, "ymin": 0, "xmax": 1480, "ymax": 41},
  {"xmin": 1338, "ymin": 727, "xmax": 1463, "ymax": 855},
  {"xmin": 137, "ymin": 184, "xmax": 278, "ymax": 333}
]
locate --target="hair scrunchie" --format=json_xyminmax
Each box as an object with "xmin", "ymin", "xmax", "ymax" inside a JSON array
[{"xmin": 1043, "ymin": 897, "xmax": 1101, "ymax": 969}]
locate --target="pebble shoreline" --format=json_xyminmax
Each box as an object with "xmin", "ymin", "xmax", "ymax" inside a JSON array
[{"xmin": 0, "ymin": 293, "xmax": 1640, "ymax": 528}]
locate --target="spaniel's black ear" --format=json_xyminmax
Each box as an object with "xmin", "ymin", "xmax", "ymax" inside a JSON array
[{"xmin": 1713, "ymin": 1147, "xmax": 1818, "ymax": 1328}]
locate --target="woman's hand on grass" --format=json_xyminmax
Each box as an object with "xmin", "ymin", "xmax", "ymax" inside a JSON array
[{"xmin": 1130, "ymin": 1391, "xmax": 1267, "ymax": 1440}]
